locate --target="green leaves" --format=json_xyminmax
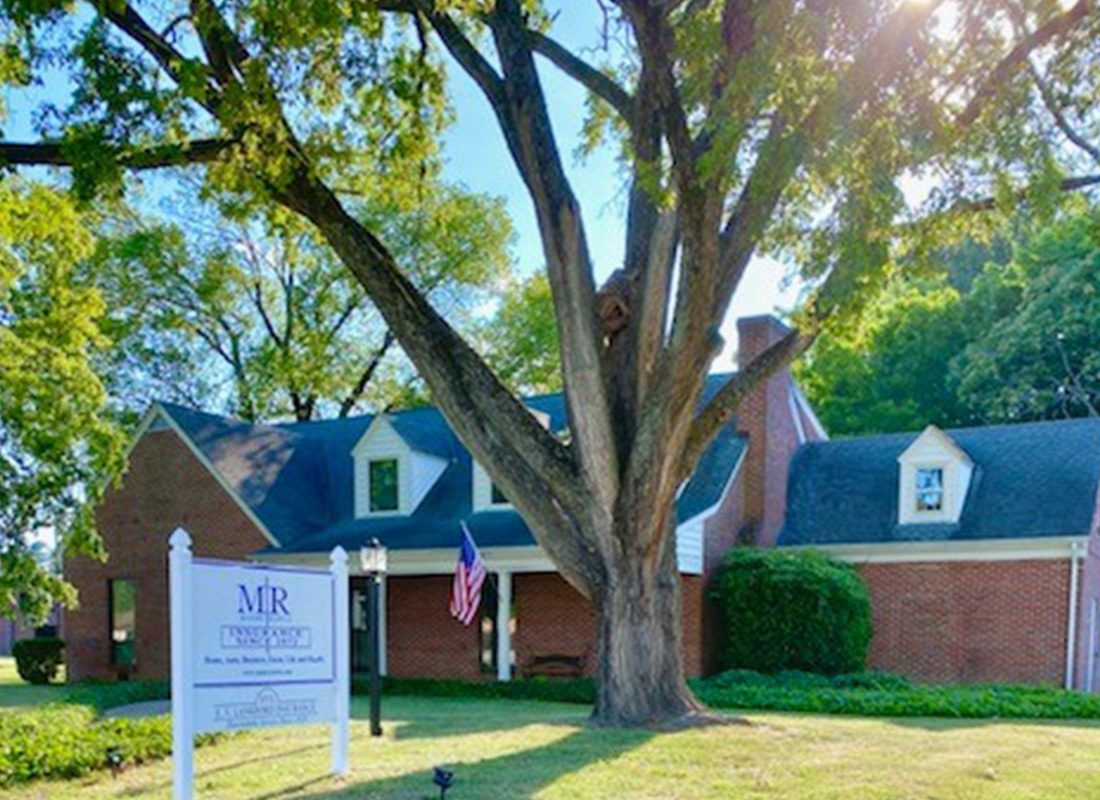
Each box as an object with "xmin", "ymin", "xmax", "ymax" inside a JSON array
[{"xmin": 0, "ymin": 179, "xmax": 124, "ymax": 624}]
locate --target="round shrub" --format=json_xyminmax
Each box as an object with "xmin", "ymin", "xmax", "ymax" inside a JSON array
[
  {"xmin": 12, "ymin": 637, "xmax": 65, "ymax": 685},
  {"xmin": 713, "ymin": 548, "xmax": 871, "ymax": 675}
]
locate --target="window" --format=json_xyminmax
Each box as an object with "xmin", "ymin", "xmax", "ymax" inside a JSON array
[
  {"xmin": 109, "ymin": 579, "xmax": 136, "ymax": 669},
  {"xmin": 915, "ymin": 467, "xmax": 944, "ymax": 512},
  {"xmin": 368, "ymin": 458, "xmax": 399, "ymax": 512},
  {"xmin": 490, "ymin": 482, "xmax": 508, "ymax": 506}
]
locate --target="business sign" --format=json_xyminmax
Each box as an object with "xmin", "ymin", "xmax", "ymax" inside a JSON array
[{"xmin": 169, "ymin": 528, "xmax": 349, "ymax": 799}]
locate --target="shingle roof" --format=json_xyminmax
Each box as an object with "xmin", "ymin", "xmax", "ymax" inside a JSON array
[
  {"xmin": 778, "ymin": 417, "xmax": 1100, "ymax": 546},
  {"xmin": 159, "ymin": 374, "xmax": 745, "ymax": 554}
]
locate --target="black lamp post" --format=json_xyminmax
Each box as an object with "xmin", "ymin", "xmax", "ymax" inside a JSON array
[{"xmin": 359, "ymin": 537, "xmax": 387, "ymax": 737}]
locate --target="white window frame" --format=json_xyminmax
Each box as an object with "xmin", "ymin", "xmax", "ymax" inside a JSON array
[
  {"xmin": 366, "ymin": 456, "xmax": 401, "ymax": 515},
  {"xmin": 914, "ymin": 465, "xmax": 945, "ymax": 513}
]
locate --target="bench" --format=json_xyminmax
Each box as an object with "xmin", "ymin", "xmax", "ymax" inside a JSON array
[{"xmin": 521, "ymin": 653, "xmax": 586, "ymax": 678}]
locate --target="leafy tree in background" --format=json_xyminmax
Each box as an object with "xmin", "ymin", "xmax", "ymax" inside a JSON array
[
  {"xmin": 955, "ymin": 210, "xmax": 1100, "ymax": 421},
  {"xmin": 800, "ymin": 206, "xmax": 1100, "ymax": 435},
  {"xmin": 478, "ymin": 272, "xmax": 561, "ymax": 396},
  {"xmin": 796, "ymin": 286, "xmax": 969, "ymax": 435},
  {"xmin": 94, "ymin": 183, "xmax": 513, "ymax": 422},
  {"xmin": 2, "ymin": 0, "xmax": 1097, "ymax": 724},
  {"xmin": 0, "ymin": 180, "xmax": 124, "ymax": 624}
]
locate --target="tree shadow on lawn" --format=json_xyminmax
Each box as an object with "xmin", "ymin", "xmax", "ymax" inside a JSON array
[
  {"xmin": 363, "ymin": 696, "xmax": 593, "ymax": 741},
  {"xmin": 285, "ymin": 726, "xmax": 653, "ymax": 800}
]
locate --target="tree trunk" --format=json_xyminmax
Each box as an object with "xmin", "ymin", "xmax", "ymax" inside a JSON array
[{"xmin": 592, "ymin": 517, "xmax": 702, "ymax": 726}]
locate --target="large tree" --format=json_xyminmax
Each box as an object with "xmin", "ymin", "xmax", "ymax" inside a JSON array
[{"xmin": 2, "ymin": 0, "xmax": 1098, "ymax": 724}]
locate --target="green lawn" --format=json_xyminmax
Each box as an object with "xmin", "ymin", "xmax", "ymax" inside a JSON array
[
  {"xmin": 5, "ymin": 658, "xmax": 1100, "ymax": 799},
  {"xmin": 0, "ymin": 656, "xmax": 71, "ymax": 708}
]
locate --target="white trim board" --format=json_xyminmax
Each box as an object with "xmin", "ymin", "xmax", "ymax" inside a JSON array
[
  {"xmin": 139, "ymin": 404, "xmax": 282, "ymax": 548},
  {"xmin": 784, "ymin": 536, "xmax": 1088, "ymax": 564},
  {"xmin": 256, "ymin": 545, "xmax": 556, "ymax": 576}
]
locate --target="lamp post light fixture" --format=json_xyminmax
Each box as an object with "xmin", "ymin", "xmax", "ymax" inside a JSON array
[{"xmin": 359, "ymin": 538, "xmax": 387, "ymax": 737}]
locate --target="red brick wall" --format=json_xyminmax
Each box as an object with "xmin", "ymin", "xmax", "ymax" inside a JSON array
[
  {"xmin": 63, "ymin": 428, "xmax": 269, "ymax": 682},
  {"xmin": 507, "ymin": 572, "xmax": 704, "ymax": 679},
  {"xmin": 859, "ymin": 559, "xmax": 1071, "ymax": 685},
  {"xmin": 386, "ymin": 576, "xmax": 483, "ymax": 680},
  {"xmin": 735, "ymin": 316, "xmax": 809, "ymax": 548}
]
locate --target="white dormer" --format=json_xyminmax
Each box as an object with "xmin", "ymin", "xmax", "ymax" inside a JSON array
[
  {"xmin": 897, "ymin": 425, "xmax": 974, "ymax": 525},
  {"xmin": 472, "ymin": 407, "xmax": 551, "ymax": 512},
  {"xmin": 353, "ymin": 416, "xmax": 447, "ymax": 518}
]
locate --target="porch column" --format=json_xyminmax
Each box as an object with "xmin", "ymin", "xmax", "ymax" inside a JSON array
[
  {"xmin": 496, "ymin": 570, "xmax": 512, "ymax": 681},
  {"xmin": 378, "ymin": 574, "xmax": 388, "ymax": 677}
]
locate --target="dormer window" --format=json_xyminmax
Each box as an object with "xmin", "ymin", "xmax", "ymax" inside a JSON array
[
  {"xmin": 915, "ymin": 467, "xmax": 944, "ymax": 512},
  {"xmin": 369, "ymin": 458, "xmax": 399, "ymax": 512},
  {"xmin": 897, "ymin": 426, "xmax": 974, "ymax": 526},
  {"xmin": 353, "ymin": 415, "xmax": 447, "ymax": 518}
]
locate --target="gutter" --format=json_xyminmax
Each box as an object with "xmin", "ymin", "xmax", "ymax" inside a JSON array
[{"xmin": 1066, "ymin": 540, "xmax": 1084, "ymax": 689}]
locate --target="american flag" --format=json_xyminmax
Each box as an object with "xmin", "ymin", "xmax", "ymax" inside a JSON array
[{"xmin": 449, "ymin": 522, "xmax": 486, "ymax": 626}]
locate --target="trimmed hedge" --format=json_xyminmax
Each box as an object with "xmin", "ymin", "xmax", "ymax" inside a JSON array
[
  {"xmin": 12, "ymin": 638, "xmax": 65, "ymax": 685},
  {"xmin": 696, "ymin": 669, "xmax": 1100, "ymax": 719},
  {"xmin": 364, "ymin": 672, "xmax": 1100, "ymax": 720},
  {"xmin": 712, "ymin": 548, "xmax": 872, "ymax": 675}
]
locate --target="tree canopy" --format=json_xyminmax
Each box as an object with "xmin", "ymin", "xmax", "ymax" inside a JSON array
[
  {"xmin": 0, "ymin": 180, "xmax": 124, "ymax": 624},
  {"xmin": 94, "ymin": 182, "xmax": 514, "ymax": 422},
  {"xmin": 799, "ymin": 205, "xmax": 1100, "ymax": 435},
  {"xmin": 1, "ymin": 0, "xmax": 1097, "ymax": 724}
]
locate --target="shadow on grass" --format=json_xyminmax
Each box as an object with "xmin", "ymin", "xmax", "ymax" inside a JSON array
[
  {"xmin": 287, "ymin": 727, "xmax": 652, "ymax": 800},
  {"xmin": 351, "ymin": 696, "xmax": 593, "ymax": 741}
]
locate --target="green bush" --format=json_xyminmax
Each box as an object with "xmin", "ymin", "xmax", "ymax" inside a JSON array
[
  {"xmin": 712, "ymin": 548, "xmax": 872, "ymax": 675},
  {"xmin": 0, "ymin": 704, "xmax": 222, "ymax": 788},
  {"xmin": 12, "ymin": 638, "xmax": 64, "ymax": 685}
]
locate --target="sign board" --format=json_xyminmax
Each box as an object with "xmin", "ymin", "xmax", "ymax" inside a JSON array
[{"xmin": 169, "ymin": 528, "xmax": 349, "ymax": 799}]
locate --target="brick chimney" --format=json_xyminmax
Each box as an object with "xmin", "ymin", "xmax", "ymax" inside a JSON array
[{"xmin": 735, "ymin": 315, "xmax": 816, "ymax": 548}]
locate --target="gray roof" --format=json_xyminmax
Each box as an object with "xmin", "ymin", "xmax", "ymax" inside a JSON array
[
  {"xmin": 159, "ymin": 374, "xmax": 745, "ymax": 554},
  {"xmin": 779, "ymin": 418, "xmax": 1100, "ymax": 547}
]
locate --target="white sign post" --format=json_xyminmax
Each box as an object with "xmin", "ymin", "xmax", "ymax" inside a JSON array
[{"xmin": 169, "ymin": 528, "xmax": 350, "ymax": 800}]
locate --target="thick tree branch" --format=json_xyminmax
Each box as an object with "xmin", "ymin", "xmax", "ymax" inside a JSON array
[
  {"xmin": 682, "ymin": 329, "xmax": 816, "ymax": 473},
  {"xmin": 101, "ymin": 2, "xmax": 222, "ymax": 115},
  {"xmin": 1027, "ymin": 61, "xmax": 1100, "ymax": 164},
  {"xmin": 0, "ymin": 138, "xmax": 233, "ymax": 169},
  {"xmin": 956, "ymin": 0, "xmax": 1093, "ymax": 128},
  {"xmin": 528, "ymin": 30, "xmax": 633, "ymax": 120}
]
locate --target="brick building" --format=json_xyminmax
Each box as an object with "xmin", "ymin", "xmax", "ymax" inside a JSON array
[
  {"xmin": 64, "ymin": 315, "xmax": 819, "ymax": 683},
  {"xmin": 779, "ymin": 419, "xmax": 1100, "ymax": 689}
]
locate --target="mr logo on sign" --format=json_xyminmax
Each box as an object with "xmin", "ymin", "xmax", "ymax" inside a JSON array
[{"xmin": 237, "ymin": 580, "xmax": 290, "ymax": 618}]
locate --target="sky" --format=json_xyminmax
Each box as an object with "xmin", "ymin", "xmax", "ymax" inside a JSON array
[{"xmin": 1, "ymin": 2, "xmax": 803, "ymax": 372}]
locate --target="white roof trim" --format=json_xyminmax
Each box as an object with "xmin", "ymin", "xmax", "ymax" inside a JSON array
[
  {"xmin": 899, "ymin": 424, "xmax": 972, "ymax": 465},
  {"xmin": 785, "ymin": 535, "xmax": 1087, "ymax": 564},
  {"xmin": 144, "ymin": 404, "xmax": 282, "ymax": 548},
  {"xmin": 676, "ymin": 447, "xmax": 747, "ymax": 529},
  {"xmin": 791, "ymin": 381, "xmax": 828, "ymax": 440},
  {"xmin": 787, "ymin": 377, "xmax": 807, "ymax": 445}
]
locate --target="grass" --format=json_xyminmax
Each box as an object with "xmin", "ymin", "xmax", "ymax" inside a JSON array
[{"xmin": 6, "ymin": 658, "xmax": 1100, "ymax": 798}]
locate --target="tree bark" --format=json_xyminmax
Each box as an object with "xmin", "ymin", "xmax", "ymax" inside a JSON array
[{"xmin": 593, "ymin": 516, "xmax": 700, "ymax": 726}]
